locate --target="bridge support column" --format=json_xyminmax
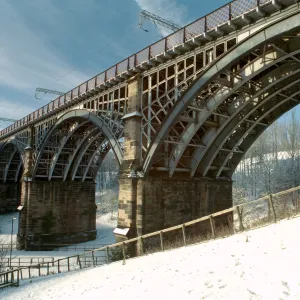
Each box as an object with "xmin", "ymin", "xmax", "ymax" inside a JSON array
[
  {"xmin": 0, "ymin": 182, "xmax": 20, "ymax": 212},
  {"xmin": 17, "ymin": 145, "xmax": 96, "ymax": 250},
  {"xmin": 116, "ymin": 75, "xmax": 233, "ymax": 250},
  {"xmin": 17, "ymin": 180, "xmax": 96, "ymax": 250},
  {"xmin": 118, "ymin": 174, "xmax": 232, "ymax": 236}
]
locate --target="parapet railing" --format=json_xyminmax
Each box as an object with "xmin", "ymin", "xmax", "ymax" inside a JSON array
[
  {"xmin": 0, "ymin": 0, "xmax": 277, "ymax": 138},
  {"xmin": 1, "ymin": 184, "xmax": 300, "ymax": 288}
]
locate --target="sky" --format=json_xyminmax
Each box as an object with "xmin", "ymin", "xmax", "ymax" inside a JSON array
[
  {"xmin": 0, "ymin": 0, "xmax": 230, "ymax": 130},
  {"xmin": 0, "ymin": 0, "xmax": 297, "ymax": 132}
]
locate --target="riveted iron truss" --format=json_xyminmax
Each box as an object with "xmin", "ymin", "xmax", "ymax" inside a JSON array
[
  {"xmin": 0, "ymin": 143, "xmax": 23, "ymax": 183},
  {"xmin": 33, "ymin": 108, "xmax": 125, "ymax": 181},
  {"xmin": 143, "ymin": 18, "xmax": 300, "ymax": 179},
  {"xmin": 1, "ymin": 1, "xmax": 300, "ymax": 182}
]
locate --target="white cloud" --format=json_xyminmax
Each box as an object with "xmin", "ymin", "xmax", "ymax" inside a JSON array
[
  {"xmin": 134, "ymin": 0, "xmax": 188, "ymax": 36},
  {"xmin": 0, "ymin": 1, "xmax": 89, "ymax": 97},
  {"xmin": 0, "ymin": 98, "xmax": 35, "ymax": 131}
]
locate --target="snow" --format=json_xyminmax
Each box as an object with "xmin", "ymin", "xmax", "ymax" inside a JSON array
[
  {"xmin": 236, "ymin": 151, "xmax": 298, "ymax": 170},
  {"xmin": 2, "ymin": 216, "xmax": 300, "ymax": 299},
  {"xmin": 0, "ymin": 212, "xmax": 117, "ymax": 263}
]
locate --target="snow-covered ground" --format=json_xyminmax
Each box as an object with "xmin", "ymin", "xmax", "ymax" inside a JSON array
[
  {"xmin": 2, "ymin": 215, "xmax": 300, "ymax": 299},
  {"xmin": 235, "ymin": 151, "xmax": 299, "ymax": 171},
  {"xmin": 0, "ymin": 212, "xmax": 117, "ymax": 263}
]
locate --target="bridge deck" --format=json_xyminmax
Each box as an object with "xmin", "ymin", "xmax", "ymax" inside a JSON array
[{"xmin": 0, "ymin": 0, "xmax": 296, "ymax": 139}]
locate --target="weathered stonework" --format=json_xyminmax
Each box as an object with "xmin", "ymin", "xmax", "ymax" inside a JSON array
[
  {"xmin": 0, "ymin": 183, "xmax": 20, "ymax": 212},
  {"xmin": 18, "ymin": 180, "xmax": 96, "ymax": 250},
  {"xmin": 117, "ymin": 173, "xmax": 232, "ymax": 237},
  {"xmin": 116, "ymin": 77, "xmax": 233, "ymax": 244}
]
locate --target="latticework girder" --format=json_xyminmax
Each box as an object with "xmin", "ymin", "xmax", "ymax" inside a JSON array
[{"xmin": 142, "ymin": 13, "xmax": 300, "ymax": 179}]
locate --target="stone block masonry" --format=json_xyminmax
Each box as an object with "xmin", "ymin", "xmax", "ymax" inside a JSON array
[
  {"xmin": 0, "ymin": 182, "xmax": 20, "ymax": 212},
  {"xmin": 118, "ymin": 173, "xmax": 232, "ymax": 237},
  {"xmin": 18, "ymin": 180, "xmax": 96, "ymax": 250},
  {"xmin": 116, "ymin": 76, "xmax": 233, "ymax": 245}
]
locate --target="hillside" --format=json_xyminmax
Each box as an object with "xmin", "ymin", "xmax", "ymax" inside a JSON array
[{"xmin": 1, "ymin": 216, "xmax": 300, "ymax": 299}]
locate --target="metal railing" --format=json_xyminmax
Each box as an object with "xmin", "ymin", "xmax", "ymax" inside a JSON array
[
  {"xmin": 0, "ymin": 243, "xmax": 110, "ymax": 252},
  {"xmin": 0, "ymin": 0, "xmax": 277, "ymax": 138},
  {"xmin": 1, "ymin": 184, "xmax": 300, "ymax": 288}
]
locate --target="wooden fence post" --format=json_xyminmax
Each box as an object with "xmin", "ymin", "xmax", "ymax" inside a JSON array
[
  {"xmin": 47, "ymin": 262, "xmax": 50, "ymax": 275},
  {"xmin": 106, "ymin": 246, "xmax": 109, "ymax": 264},
  {"xmin": 235, "ymin": 206, "xmax": 244, "ymax": 231},
  {"xmin": 92, "ymin": 251, "xmax": 95, "ymax": 267},
  {"xmin": 28, "ymin": 266, "xmax": 31, "ymax": 279},
  {"xmin": 269, "ymin": 194, "xmax": 277, "ymax": 223},
  {"xmin": 77, "ymin": 255, "xmax": 82, "ymax": 269},
  {"xmin": 209, "ymin": 215, "xmax": 215, "ymax": 239},
  {"xmin": 38, "ymin": 264, "xmax": 41, "ymax": 276},
  {"xmin": 182, "ymin": 224, "xmax": 186, "ymax": 246},
  {"xmin": 67, "ymin": 257, "xmax": 70, "ymax": 272},
  {"xmin": 122, "ymin": 243, "xmax": 126, "ymax": 265},
  {"xmin": 138, "ymin": 237, "xmax": 144, "ymax": 255},
  {"xmin": 58, "ymin": 260, "xmax": 60, "ymax": 273},
  {"xmin": 160, "ymin": 231, "xmax": 164, "ymax": 251}
]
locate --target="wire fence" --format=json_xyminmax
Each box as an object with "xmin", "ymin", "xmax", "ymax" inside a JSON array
[
  {"xmin": 0, "ymin": 0, "xmax": 284, "ymax": 138},
  {"xmin": 1, "ymin": 185, "xmax": 300, "ymax": 288}
]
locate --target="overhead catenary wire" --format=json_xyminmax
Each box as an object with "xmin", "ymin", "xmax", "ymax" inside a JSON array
[{"xmin": 54, "ymin": 0, "xmax": 180, "ymax": 84}]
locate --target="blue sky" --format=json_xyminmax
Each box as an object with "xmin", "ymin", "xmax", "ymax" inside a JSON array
[
  {"xmin": 0, "ymin": 0, "xmax": 230, "ymax": 130},
  {"xmin": 0, "ymin": 0, "xmax": 296, "ymax": 131}
]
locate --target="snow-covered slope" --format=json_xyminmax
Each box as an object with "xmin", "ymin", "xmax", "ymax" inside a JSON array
[
  {"xmin": 0, "ymin": 212, "xmax": 116, "ymax": 263},
  {"xmin": 2, "ymin": 216, "xmax": 300, "ymax": 299}
]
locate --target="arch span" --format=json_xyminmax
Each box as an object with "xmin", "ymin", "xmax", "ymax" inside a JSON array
[
  {"xmin": 33, "ymin": 109, "xmax": 124, "ymax": 181},
  {"xmin": 0, "ymin": 141, "xmax": 23, "ymax": 183},
  {"xmin": 143, "ymin": 10, "xmax": 300, "ymax": 179}
]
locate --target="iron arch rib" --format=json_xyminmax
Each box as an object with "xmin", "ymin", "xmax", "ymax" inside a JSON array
[
  {"xmin": 33, "ymin": 109, "xmax": 123, "ymax": 180},
  {"xmin": 195, "ymin": 60, "xmax": 300, "ymax": 177},
  {"xmin": 168, "ymin": 52, "xmax": 300, "ymax": 177},
  {"xmin": 216, "ymin": 90, "xmax": 300, "ymax": 178},
  {"xmin": 142, "ymin": 10, "xmax": 300, "ymax": 176},
  {"xmin": 0, "ymin": 141, "xmax": 24, "ymax": 183}
]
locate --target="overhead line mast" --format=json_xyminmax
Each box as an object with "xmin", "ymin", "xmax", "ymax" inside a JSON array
[
  {"xmin": 139, "ymin": 10, "xmax": 182, "ymax": 33},
  {"xmin": 35, "ymin": 88, "xmax": 64, "ymax": 100},
  {"xmin": 0, "ymin": 118, "xmax": 17, "ymax": 122}
]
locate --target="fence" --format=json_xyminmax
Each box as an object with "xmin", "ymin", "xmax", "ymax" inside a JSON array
[
  {"xmin": 0, "ymin": 0, "xmax": 284, "ymax": 138},
  {"xmin": 1, "ymin": 185, "xmax": 300, "ymax": 288},
  {"xmin": 0, "ymin": 243, "xmax": 109, "ymax": 252}
]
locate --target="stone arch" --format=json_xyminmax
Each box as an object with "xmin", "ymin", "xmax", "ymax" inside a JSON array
[
  {"xmin": 33, "ymin": 109, "xmax": 123, "ymax": 181},
  {"xmin": 143, "ymin": 10, "xmax": 300, "ymax": 178}
]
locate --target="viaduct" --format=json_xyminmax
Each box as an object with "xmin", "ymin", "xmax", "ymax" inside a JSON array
[{"xmin": 0, "ymin": 0, "xmax": 300, "ymax": 249}]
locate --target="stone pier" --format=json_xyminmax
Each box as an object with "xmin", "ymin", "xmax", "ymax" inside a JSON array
[
  {"xmin": 18, "ymin": 180, "xmax": 96, "ymax": 250},
  {"xmin": 115, "ymin": 76, "xmax": 233, "ymax": 243},
  {"xmin": 117, "ymin": 173, "xmax": 232, "ymax": 239},
  {"xmin": 0, "ymin": 182, "xmax": 20, "ymax": 212}
]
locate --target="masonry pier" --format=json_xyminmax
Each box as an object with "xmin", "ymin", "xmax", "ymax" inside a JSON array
[
  {"xmin": 0, "ymin": 183, "xmax": 20, "ymax": 212},
  {"xmin": 17, "ymin": 180, "xmax": 96, "ymax": 250},
  {"xmin": 115, "ymin": 77, "xmax": 233, "ymax": 245}
]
